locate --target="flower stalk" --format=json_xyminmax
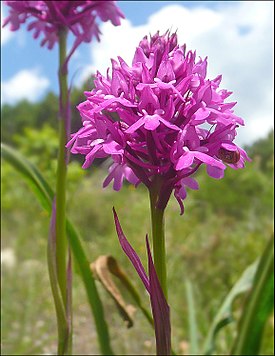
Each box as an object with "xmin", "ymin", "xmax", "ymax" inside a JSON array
[
  {"xmin": 149, "ymin": 178, "xmax": 168, "ymax": 300},
  {"xmin": 49, "ymin": 27, "xmax": 72, "ymax": 355},
  {"xmin": 56, "ymin": 28, "xmax": 69, "ymax": 305}
]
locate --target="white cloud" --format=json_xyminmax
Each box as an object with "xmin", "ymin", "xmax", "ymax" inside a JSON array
[
  {"xmin": 1, "ymin": 69, "xmax": 50, "ymax": 105},
  {"xmin": 81, "ymin": 1, "xmax": 274, "ymax": 145}
]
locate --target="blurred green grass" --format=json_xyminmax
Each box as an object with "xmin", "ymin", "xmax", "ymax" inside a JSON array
[
  {"xmin": 1, "ymin": 154, "xmax": 273, "ymax": 354},
  {"xmin": 1, "ymin": 97, "xmax": 274, "ymax": 355}
]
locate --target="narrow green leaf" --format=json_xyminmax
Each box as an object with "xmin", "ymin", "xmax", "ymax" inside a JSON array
[
  {"xmin": 185, "ymin": 279, "xmax": 199, "ymax": 355},
  {"xmin": 1, "ymin": 143, "xmax": 53, "ymax": 210},
  {"xmin": 203, "ymin": 259, "xmax": 259, "ymax": 355},
  {"xmin": 66, "ymin": 220, "xmax": 114, "ymax": 354},
  {"xmin": 231, "ymin": 236, "xmax": 274, "ymax": 355},
  {"xmin": 1, "ymin": 143, "xmax": 113, "ymax": 355}
]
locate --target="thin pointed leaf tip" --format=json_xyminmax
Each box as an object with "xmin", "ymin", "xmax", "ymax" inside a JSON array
[
  {"xmin": 112, "ymin": 207, "xmax": 150, "ymax": 292},
  {"xmin": 113, "ymin": 208, "xmax": 171, "ymax": 355}
]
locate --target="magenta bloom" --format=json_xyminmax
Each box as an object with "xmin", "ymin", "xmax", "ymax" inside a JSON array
[
  {"xmin": 3, "ymin": 1, "xmax": 124, "ymax": 49},
  {"xmin": 68, "ymin": 31, "xmax": 251, "ymax": 214}
]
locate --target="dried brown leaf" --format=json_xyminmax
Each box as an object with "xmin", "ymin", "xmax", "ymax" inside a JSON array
[{"xmin": 91, "ymin": 255, "xmax": 136, "ymax": 328}]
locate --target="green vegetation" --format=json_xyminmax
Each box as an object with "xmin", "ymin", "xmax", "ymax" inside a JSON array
[{"xmin": 1, "ymin": 88, "xmax": 274, "ymax": 355}]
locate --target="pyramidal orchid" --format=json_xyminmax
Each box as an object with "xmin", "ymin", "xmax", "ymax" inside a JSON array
[
  {"xmin": 68, "ymin": 31, "xmax": 250, "ymax": 215},
  {"xmin": 68, "ymin": 31, "xmax": 251, "ymax": 355}
]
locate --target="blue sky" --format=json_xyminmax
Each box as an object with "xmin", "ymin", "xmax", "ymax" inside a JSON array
[
  {"xmin": 2, "ymin": 1, "xmax": 222, "ymax": 87},
  {"xmin": 1, "ymin": 1, "xmax": 274, "ymax": 145}
]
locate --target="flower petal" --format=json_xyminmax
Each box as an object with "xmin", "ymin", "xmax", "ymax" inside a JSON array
[
  {"xmin": 144, "ymin": 115, "xmax": 161, "ymax": 131},
  {"xmin": 182, "ymin": 177, "xmax": 199, "ymax": 190},
  {"xmin": 193, "ymin": 151, "xmax": 226, "ymax": 169},
  {"xmin": 175, "ymin": 152, "xmax": 195, "ymax": 170},
  {"xmin": 206, "ymin": 165, "xmax": 225, "ymax": 179},
  {"xmin": 125, "ymin": 117, "xmax": 146, "ymax": 133}
]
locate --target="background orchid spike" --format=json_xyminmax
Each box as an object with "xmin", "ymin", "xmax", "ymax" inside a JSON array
[
  {"xmin": 3, "ymin": 1, "xmax": 124, "ymax": 50},
  {"xmin": 68, "ymin": 31, "xmax": 251, "ymax": 214}
]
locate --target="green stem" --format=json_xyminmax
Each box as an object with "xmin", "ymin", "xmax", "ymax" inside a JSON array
[
  {"xmin": 56, "ymin": 29, "xmax": 69, "ymax": 305},
  {"xmin": 149, "ymin": 178, "xmax": 168, "ymax": 299},
  {"xmin": 53, "ymin": 28, "xmax": 72, "ymax": 355}
]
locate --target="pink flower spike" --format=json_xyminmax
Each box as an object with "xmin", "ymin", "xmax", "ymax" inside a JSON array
[{"xmin": 69, "ymin": 31, "xmax": 250, "ymax": 214}]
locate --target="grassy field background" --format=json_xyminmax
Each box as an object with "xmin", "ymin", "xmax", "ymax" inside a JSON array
[{"xmin": 1, "ymin": 92, "xmax": 274, "ymax": 355}]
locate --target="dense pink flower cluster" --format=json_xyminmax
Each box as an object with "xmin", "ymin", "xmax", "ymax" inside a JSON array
[
  {"xmin": 68, "ymin": 31, "xmax": 250, "ymax": 213},
  {"xmin": 3, "ymin": 1, "xmax": 124, "ymax": 49}
]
